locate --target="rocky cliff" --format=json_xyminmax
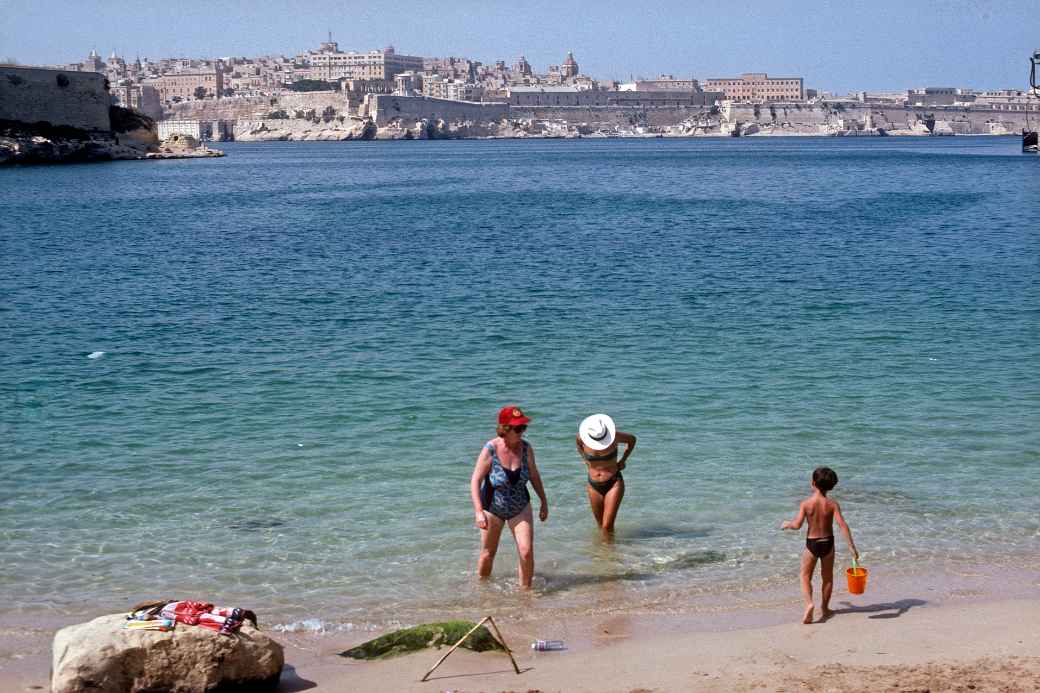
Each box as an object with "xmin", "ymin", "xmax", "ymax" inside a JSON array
[
  {"xmin": 233, "ymin": 115, "xmax": 550, "ymax": 141},
  {"xmin": 1, "ymin": 105, "xmax": 225, "ymax": 165}
]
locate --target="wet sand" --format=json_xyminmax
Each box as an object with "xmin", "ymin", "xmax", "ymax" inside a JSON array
[
  {"xmin": 276, "ymin": 597, "xmax": 1039, "ymax": 692},
  {"xmin": 7, "ymin": 565, "xmax": 1038, "ymax": 693}
]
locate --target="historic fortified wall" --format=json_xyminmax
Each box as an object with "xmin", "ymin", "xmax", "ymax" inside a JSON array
[
  {"xmin": 368, "ymin": 95, "xmax": 508, "ymax": 125},
  {"xmin": 513, "ymin": 105, "xmax": 715, "ymax": 128},
  {"xmin": 722, "ymin": 102, "xmax": 1034, "ymax": 135},
  {"xmin": 0, "ymin": 66, "xmax": 111, "ymax": 131},
  {"xmin": 166, "ymin": 91, "xmax": 352, "ymax": 121}
]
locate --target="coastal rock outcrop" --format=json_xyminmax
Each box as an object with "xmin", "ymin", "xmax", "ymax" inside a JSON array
[
  {"xmin": 234, "ymin": 116, "xmax": 375, "ymax": 141},
  {"xmin": 887, "ymin": 120, "xmax": 933, "ymax": 136},
  {"xmin": 371, "ymin": 117, "xmax": 538, "ymax": 140},
  {"xmin": 0, "ymin": 132, "xmax": 139, "ymax": 164},
  {"xmin": 1, "ymin": 106, "xmax": 221, "ymax": 164},
  {"xmin": 151, "ymin": 133, "xmax": 225, "ymax": 159},
  {"xmin": 51, "ymin": 614, "xmax": 283, "ymax": 693}
]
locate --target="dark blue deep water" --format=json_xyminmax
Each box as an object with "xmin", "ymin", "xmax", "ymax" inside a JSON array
[{"xmin": 2, "ymin": 137, "xmax": 1038, "ymax": 628}]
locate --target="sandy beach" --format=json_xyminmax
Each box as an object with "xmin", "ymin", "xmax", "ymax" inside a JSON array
[
  {"xmin": 276, "ymin": 595, "xmax": 1040, "ymax": 692},
  {"xmin": 5, "ymin": 567, "xmax": 1037, "ymax": 693}
]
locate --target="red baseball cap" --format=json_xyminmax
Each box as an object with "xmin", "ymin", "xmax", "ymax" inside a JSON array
[{"xmin": 497, "ymin": 405, "xmax": 531, "ymax": 426}]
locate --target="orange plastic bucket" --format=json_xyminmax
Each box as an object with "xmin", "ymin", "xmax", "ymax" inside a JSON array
[{"xmin": 846, "ymin": 567, "xmax": 868, "ymax": 594}]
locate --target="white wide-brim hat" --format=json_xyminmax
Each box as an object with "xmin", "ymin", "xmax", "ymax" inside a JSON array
[{"xmin": 579, "ymin": 414, "xmax": 616, "ymax": 451}]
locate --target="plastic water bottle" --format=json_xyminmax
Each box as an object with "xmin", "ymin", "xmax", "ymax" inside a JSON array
[{"xmin": 531, "ymin": 639, "xmax": 565, "ymax": 651}]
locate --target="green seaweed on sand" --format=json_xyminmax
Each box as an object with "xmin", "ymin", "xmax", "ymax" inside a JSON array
[{"xmin": 340, "ymin": 621, "xmax": 504, "ymax": 660}]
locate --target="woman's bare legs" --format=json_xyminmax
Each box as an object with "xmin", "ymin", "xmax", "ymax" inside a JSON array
[
  {"xmin": 507, "ymin": 504, "xmax": 534, "ymax": 588},
  {"xmin": 477, "ymin": 511, "xmax": 505, "ymax": 579},
  {"xmin": 586, "ymin": 478, "xmax": 625, "ymax": 533},
  {"xmin": 600, "ymin": 478, "xmax": 625, "ymax": 533},
  {"xmin": 586, "ymin": 485, "xmax": 605, "ymax": 526}
]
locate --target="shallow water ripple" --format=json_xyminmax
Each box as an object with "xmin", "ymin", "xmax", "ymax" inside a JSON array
[{"xmin": 1, "ymin": 137, "xmax": 1038, "ymax": 626}]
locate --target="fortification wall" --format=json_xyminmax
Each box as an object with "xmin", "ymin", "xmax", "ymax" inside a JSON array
[
  {"xmin": 0, "ymin": 66, "xmax": 110, "ymax": 131},
  {"xmin": 863, "ymin": 105, "xmax": 1032, "ymax": 134},
  {"xmin": 513, "ymin": 105, "xmax": 714, "ymax": 127},
  {"xmin": 369, "ymin": 95, "xmax": 508, "ymax": 126},
  {"xmin": 166, "ymin": 91, "xmax": 352, "ymax": 121},
  {"xmin": 723, "ymin": 102, "xmax": 1034, "ymax": 134}
]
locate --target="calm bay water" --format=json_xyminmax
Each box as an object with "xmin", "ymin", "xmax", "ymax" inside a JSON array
[{"xmin": 2, "ymin": 137, "xmax": 1038, "ymax": 630}]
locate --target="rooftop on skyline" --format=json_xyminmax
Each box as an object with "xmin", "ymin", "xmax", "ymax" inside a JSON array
[{"xmin": 3, "ymin": 0, "xmax": 1036, "ymax": 93}]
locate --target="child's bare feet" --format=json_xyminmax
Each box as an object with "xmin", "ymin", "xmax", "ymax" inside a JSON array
[{"xmin": 802, "ymin": 604, "xmax": 814, "ymax": 624}]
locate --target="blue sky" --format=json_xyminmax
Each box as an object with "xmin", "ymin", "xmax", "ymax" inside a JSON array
[{"xmin": 1, "ymin": 0, "xmax": 1036, "ymax": 93}]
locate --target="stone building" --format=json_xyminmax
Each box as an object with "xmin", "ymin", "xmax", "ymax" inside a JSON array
[
  {"xmin": 157, "ymin": 119, "xmax": 233, "ymax": 141},
  {"xmin": 222, "ymin": 55, "xmax": 297, "ymax": 95},
  {"xmin": 561, "ymin": 52, "xmax": 579, "ymax": 79},
  {"xmin": 394, "ymin": 71, "xmax": 423, "ymax": 95},
  {"xmin": 507, "ymin": 85, "xmax": 720, "ymax": 107},
  {"xmin": 513, "ymin": 55, "xmax": 532, "ymax": 77},
  {"xmin": 423, "ymin": 57, "xmax": 477, "ymax": 82},
  {"xmin": 146, "ymin": 69, "xmax": 223, "ymax": 104},
  {"xmin": 972, "ymin": 90, "xmax": 1040, "ymax": 112},
  {"xmin": 82, "ymin": 49, "xmax": 104, "ymax": 73},
  {"xmin": 704, "ymin": 73, "xmax": 804, "ymax": 102},
  {"xmin": 106, "ymin": 51, "xmax": 126, "ymax": 80},
  {"xmin": 109, "ymin": 83, "xmax": 162, "ymax": 119},
  {"xmin": 304, "ymin": 44, "xmax": 423, "ymax": 83},
  {"xmin": 423, "ymin": 75, "xmax": 484, "ymax": 101},
  {"xmin": 906, "ymin": 87, "xmax": 976, "ymax": 107},
  {"xmin": 619, "ymin": 75, "xmax": 700, "ymax": 91}
]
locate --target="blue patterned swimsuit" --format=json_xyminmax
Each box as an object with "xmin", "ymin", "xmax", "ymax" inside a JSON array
[{"xmin": 481, "ymin": 440, "xmax": 531, "ymax": 520}]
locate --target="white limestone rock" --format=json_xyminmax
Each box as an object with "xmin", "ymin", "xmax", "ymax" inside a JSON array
[{"xmin": 52, "ymin": 614, "xmax": 283, "ymax": 693}]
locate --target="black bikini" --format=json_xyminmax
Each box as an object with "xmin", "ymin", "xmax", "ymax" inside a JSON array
[
  {"xmin": 588, "ymin": 473, "xmax": 622, "ymax": 495},
  {"xmin": 583, "ymin": 449, "xmax": 622, "ymax": 496},
  {"xmin": 806, "ymin": 536, "xmax": 834, "ymax": 559}
]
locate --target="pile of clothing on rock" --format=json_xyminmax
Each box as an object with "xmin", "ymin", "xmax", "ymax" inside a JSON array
[{"xmin": 124, "ymin": 600, "xmax": 258, "ymax": 636}]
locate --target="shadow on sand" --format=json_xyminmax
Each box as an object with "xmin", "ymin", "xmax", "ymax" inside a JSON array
[
  {"xmin": 276, "ymin": 664, "xmax": 317, "ymax": 692},
  {"xmin": 424, "ymin": 666, "xmax": 534, "ymax": 682},
  {"xmin": 832, "ymin": 598, "xmax": 927, "ymax": 620}
]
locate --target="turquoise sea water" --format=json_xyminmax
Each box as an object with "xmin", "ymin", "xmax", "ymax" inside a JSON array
[{"xmin": 2, "ymin": 137, "xmax": 1038, "ymax": 630}]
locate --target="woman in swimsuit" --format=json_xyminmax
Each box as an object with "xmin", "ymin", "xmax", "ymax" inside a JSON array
[
  {"xmin": 469, "ymin": 405, "xmax": 549, "ymax": 589},
  {"xmin": 576, "ymin": 414, "xmax": 636, "ymax": 534}
]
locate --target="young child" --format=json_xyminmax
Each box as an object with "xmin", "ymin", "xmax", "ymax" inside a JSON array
[{"xmin": 781, "ymin": 467, "xmax": 859, "ymax": 624}]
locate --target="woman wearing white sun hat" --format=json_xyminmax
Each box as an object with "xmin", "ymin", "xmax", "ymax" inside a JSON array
[{"xmin": 576, "ymin": 414, "xmax": 636, "ymax": 533}]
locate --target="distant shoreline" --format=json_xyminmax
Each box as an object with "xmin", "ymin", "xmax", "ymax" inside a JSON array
[{"xmin": 221, "ymin": 130, "xmax": 1023, "ymax": 143}]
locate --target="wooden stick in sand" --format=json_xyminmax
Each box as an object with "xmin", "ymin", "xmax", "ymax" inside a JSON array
[
  {"xmin": 484, "ymin": 616, "xmax": 522, "ymax": 675},
  {"xmin": 419, "ymin": 616, "xmax": 521, "ymax": 682}
]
